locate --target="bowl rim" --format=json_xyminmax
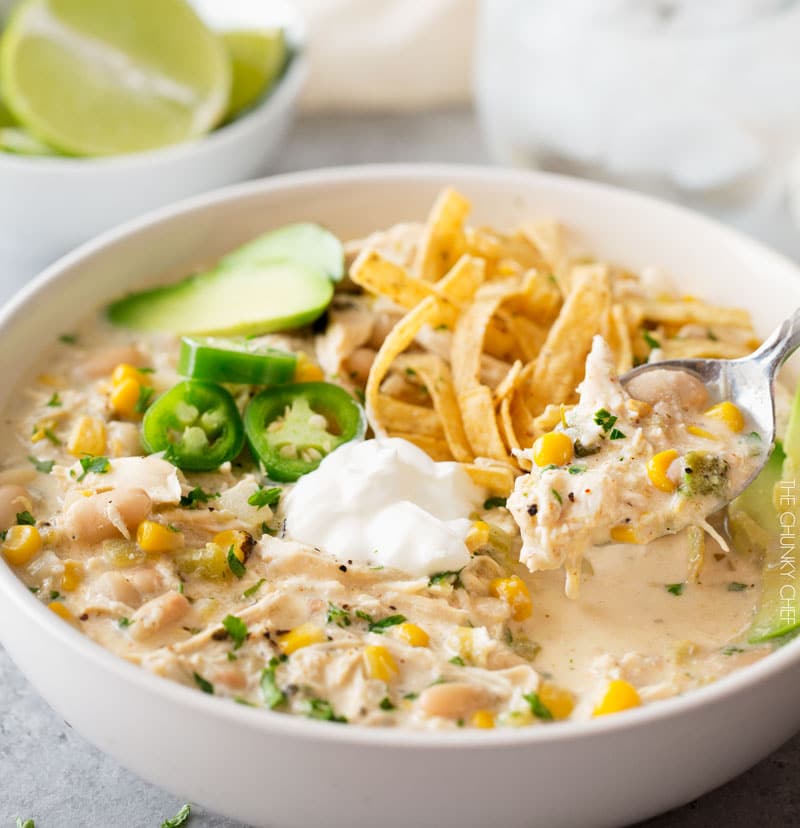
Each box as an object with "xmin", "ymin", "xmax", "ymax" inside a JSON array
[
  {"xmin": 0, "ymin": 42, "xmax": 307, "ymax": 172},
  {"xmin": 2, "ymin": 162, "xmax": 800, "ymax": 749}
]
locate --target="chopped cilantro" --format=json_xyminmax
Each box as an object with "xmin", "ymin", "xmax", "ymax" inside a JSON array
[
  {"xmin": 727, "ymin": 581, "xmax": 749, "ymax": 592},
  {"xmin": 355, "ymin": 610, "xmax": 406, "ymax": 633},
  {"xmin": 305, "ymin": 697, "xmax": 347, "ymax": 723},
  {"xmin": 666, "ymin": 583, "xmax": 685, "ymax": 596},
  {"xmin": 428, "ymin": 568, "xmax": 464, "ymax": 588},
  {"xmin": 46, "ymin": 392, "xmax": 61, "ymax": 407},
  {"xmin": 243, "ymin": 578, "xmax": 266, "ymax": 599},
  {"xmin": 707, "ymin": 329, "xmax": 719, "ymax": 342},
  {"xmin": 193, "ymin": 672, "xmax": 214, "ymax": 694},
  {"xmin": 138, "ymin": 366, "xmax": 155, "ymax": 374},
  {"xmin": 176, "ymin": 581, "xmax": 184, "ymax": 594},
  {"xmin": 523, "ymin": 692, "xmax": 554, "ymax": 721},
  {"xmin": 327, "ymin": 602, "xmax": 351, "ymax": 627},
  {"xmin": 27, "ymin": 586, "xmax": 38, "ymax": 594},
  {"xmin": 551, "ymin": 488, "xmax": 562, "ymax": 505},
  {"xmin": 248, "ymin": 486, "xmax": 282, "ymax": 509},
  {"xmin": 58, "ymin": 333, "xmax": 77, "ymax": 345},
  {"xmin": 748, "ymin": 431, "xmax": 761, "ymax": 440},
  {"xmin": 179, "ymin": 487, "xmax": 219, "ymax": 508},
  {"xmin": 723, "ymin": 645, "xmax": 745, "ymax": 656},
  {"xmin": 483, "ymin": 496, "xmax": 507, "ymax": 510},
  {"xmin": 76, "ymin": 455, "xmax": 110, "ymax": 481},
  {"xmin": 379, "ymin": 696, "xmax": 396, "ymax": 711},
  {"xmin": 593, "ymin": 408, "xmax": 617, "ymax": 432},
  {"xmin": 28, "ymin": 456, "xmax": 54, "ymax": 474},
  {"xmin": 15, "ymin": 511, "xmax": 35, "ymax": 526},
  {"xmin": 49, "ymin": 590, "xmax": 61, "ymax": 601},
  {"xmin": 567, "ymin": 465, "xmax": 586, "ymax": 475},
  {"xmin": 43, "ymin": 428, "xmax": 61, "ymax": 446},
  {"xmin": 227, "ymin": 652, "xmax": 238, "ymax": 662},
  {"xmin": 261, "ymin": 656, "xmax": 287, "ymax": 709},
  {"xmin": 117, "ymin": 617, "xmax": 132, "ymax": 629},
  {"xmin": 222, "ymin": 614, "xmax": 248, "ymax": 649},
  {"xmin": 449, "ymin": 656, "xmax": 466, "ymax": 666},
  {"xmin": 227, "ymin": 546, "xmax": 246, "ymax": 579},
  {"xmin": 404, "ymin": 367, "xmax": 417, "ymax": 377},
  {"xmin": 403, "ymin": 692, "xmax": 419, "ymax": 701},
  {"xmin": 160, "ymin": 803, "xmax": 192, "ymax": 828},
  {"xmin": 134, "ymin": 385, "xmax": 155, "ymax": 414},
  {"xmin": 609, "ymin": 428, "xmax": 626, "ymax": 440},
  {"xmin": 642, "ymin": 329, "xmax": 661, "ymax": 350}
]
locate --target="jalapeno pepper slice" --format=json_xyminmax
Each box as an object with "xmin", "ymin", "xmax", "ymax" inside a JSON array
[
  {"xmin": 142, "ymin": 380, "xmax": 245, "ymax": 471},
  {"xmin": 178, "ymin": 336, "xmax": 297, "ymax": 386},
  {"xmin": 244, "ymin": 382, "xmax": 365, "ymax": 481}
]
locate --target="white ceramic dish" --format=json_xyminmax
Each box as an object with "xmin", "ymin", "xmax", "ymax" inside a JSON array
[
  {"xmin": 1, "ymin": 166, "xmax": 799, "ymax": 828},
  {"xmin": 0, "ymin": 1, "xmax": 306, "ymax": 279}
]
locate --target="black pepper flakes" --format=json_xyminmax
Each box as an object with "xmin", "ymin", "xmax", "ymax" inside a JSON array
[
  {"xmin": 339, "ymin": 564, "xmax": 348, "ymax": 573},
  {"xmin": 568, "ymin": 492, "xmax": 575, "ymax": 502},
  {"xmin": 527, "ymin": 503, "xmax": 538, "ymax": 516}
]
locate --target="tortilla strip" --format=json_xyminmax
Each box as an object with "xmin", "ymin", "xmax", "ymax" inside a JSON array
[
  {"xmin": 392, "ymin": 432, "xmax": 454, "ymax": 462},
  {"xmin": 603, "ymin": 303, "xmax": 633, "ymax": 375},
  {"xmin": 414, "ymin": 188, "xmax": 471, "ymax": 281},
  {"xmin": 493, "ymin": 359, "xmax": 523, "ymax": 406},
  {"xmin": 435, "ymin": 254, "xmax": 486, "ymax": 307},
  {"xmin": 518, "ymin": 220, "xmax": 570, "ymax": 294},
  {"xmin": 634, "ymin": 299, "xmax": 751, "ymax": 329},
  {"xmin": 463, "ymin": 462, "xmax": 517, "ymax": 496},
  {"xmin": 372, "ymin": 396, "xmax": 445, "ymax": 439},
  {"xmin": 659, "ymin": 337, "xmax": 751, "ymax": 361},
  {"xmin": 458, "ymin": 385, "xmax": 509, "ymax": 461},
  {"xmin": 350, "ymin": 248, "xmax": 436, "ymax": 310}
]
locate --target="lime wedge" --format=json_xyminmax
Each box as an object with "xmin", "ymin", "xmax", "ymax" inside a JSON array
[
  {"xmin": 0, "ymin": 0, "xmax": 231, "ymax": 156},
  {"xmin": 222, "ymin": 29, "xmax": 287, "ymax": 120},
  {"xmin": 0, "ymin": 126, "xmax": 57, "ymax": 154},
  {"xmin": 0, "ymin": 97, "xmax": 17, "ymax": 127}
]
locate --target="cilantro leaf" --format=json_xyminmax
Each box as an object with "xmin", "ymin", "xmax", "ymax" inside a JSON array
[
  {"xmin": 551, "ymin": 488, "xmax": 562, "ymax": 505},
  {"xmin": 305, "ymin": 697, "xmax": 347, "ymax": 723},
  {"xmin": 666, "ymin": 583, "xmax": 685, "ymax": 596},
  {"xmin": 727, "ymin": 581, "xmax": 749, "ymax": 592},
  {"xmin": 523, "ymin": 692, "xmax": 554, "ymax": 721},
  {"xmin": 15, "ymin": 511, "xmax": 35, "ymax": 526},
  {"xmin": 58, "ymin": 333, "xmax": 77, "ymax": 345},
  {"xmin": 179, "ymin": 487, "xmax": 219, "ymax": 508},
  {"xmin": 428, "ymin": 569, "xmax": 464, "ymax": 588},
  {"xmin": 248, "ymin": 486, "xmax": 282, "ymax": 509},
  {"xmin": 222, "ymin": 614, "xmax": 248, "ymax": 649},
  {"xmin": 567, "ymin": 465, "xmax": 586, "ymax": 475},
  {"xmin": 327, "ymin": 602, "xmax": 351, "ymax": 627},
  {"xmin": 642, "ymin": 329, "xmax": 660, "ymax": 350},
  {"xmin": 483, "ymin": 496, "xmax": 507, "ymax": 510},
  {"xmin": 134, "ymin": 385, "xmax": 155, "ymax": 414},
  {"xmin": 449, "ymin": 656, "xmax": 466, "ymax": 666},
  {"xmin": 28, "ymin": 456, "xmax": 54, "ymax": 474},
  {"xmin": 117, "ymin": 617, "xmax": 132, "ymax": 629},
  {"xmin": 379, "ymin": 697, "xmax": 396, "ymax": 711},
  {"xmin": 227, "ymin": 546, "xmax": 246, "ymax": 579},
  {"xmin": 593, "ymin": 408, "xmax": 617, "ymax": 432},
  {"xmin": 609, "ymin": 428, "xmax": 626, "ymax": 440},
  {"xmin": 356, "ymin": 611, "xmax": 406, "ymax": 633},
  {"xmin": 261, "ymin": 657, "xmax": 287, "ymax": 709},
  {"xmin": 46, "ymin": 392, "xmax": 61, "ymax": 407},
  {"xmin": 192, "ymin": 672, "xmax": 214, "ymax": 694},
  {"xmin": 160, "ymin": 803, "xmax": 192, "ymax": 828},
  {"xmin": 242, "ymin": 578, "xmax": 266, "ymax": 599},
  {"xmin": 76, "ymin": 455, "xmax": 110, "ymax": 482}
]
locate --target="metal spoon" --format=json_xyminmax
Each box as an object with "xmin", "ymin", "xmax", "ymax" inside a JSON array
[{"xmin": 620, "ymin": 307, "xmax": 800, "ymax": 497}]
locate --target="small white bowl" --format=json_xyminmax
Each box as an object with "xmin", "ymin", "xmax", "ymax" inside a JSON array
[
  {"xmin": 0, "ymin": 24, "xmax": 306, "ymax": 278},
  {"xmin": 1, "ymin": 165, "xmax": 800, "ymax": 828}
]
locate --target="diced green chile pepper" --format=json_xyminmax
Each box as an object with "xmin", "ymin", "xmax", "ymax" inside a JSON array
[
  {"xmin": 178, "ymin": 336, "xmax": 297, "ymax": 386},
  {"xmin": 142, "ymin": 380, "xmax": 244, "ymax": 471},
  {"xmin": 244, "ymin": 382, "xmax": 365, "ymax": 481}
]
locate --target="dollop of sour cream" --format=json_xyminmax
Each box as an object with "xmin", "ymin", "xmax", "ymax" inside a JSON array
[{"xmin": 284, "ymin": 438, "xmax": 485, "ymax": 577}]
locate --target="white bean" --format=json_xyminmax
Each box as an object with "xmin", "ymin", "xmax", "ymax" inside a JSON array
[
  {"xmin": 417, "ymin": 683, "xmax": 496, "ymax": 719},
  {"xmin": 130, "ymin": 591, "xmax": 190, "ymax": 640},
  {"xmin": 64, "ymin": 488, "xmax": 151, "ymax": 544},
  {"xmin": 94, "ymin": 571, "xmax": 142, "ymax": 607}
]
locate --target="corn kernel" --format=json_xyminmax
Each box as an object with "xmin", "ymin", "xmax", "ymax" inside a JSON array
[
  {"xmin": 626, "ymin": 399, "xmax": 652, "ymax": 418},
  {"xmin": 364, "ymin": 644, "xmax": 398, "ymax": 682},
  {"xmin": 466, "ymin": 520, "xmax": 490, "ymax": 552},
  {"xmin": 538, "ymin": 682, "xmax": 575, "ymax": 720},
  {"xmin": 109, "ymin": 377, "xmax": 141, "ymax": 419},
  {"xmin": 136, "ymin": 520, "xmax": 184, "ymax": 554},
  {"xmin": 67, "ymin": 416, "xmax": 106, "ymax": 457},
  {"xmin": 278, "ymin": 622, "xmax": 326, "ymax": 655},
  {"xmin": 397, "ymin": 622, "xmax": 429, "ymax": 647},
  {"xmin": 294, "ymin": 355, "xmax": 325, "ymax": 383},
  {"xmin": 592, "ymin": 679, "xmax": 641, "ymax": 717},
  {"xmin": 647, "ymin": 449, "xmax": 679, "ymax": 493},
  {"xmin": 610, "ymin": 525, "xmax": 638, "ymax": 544},
  {"xmin": 213, "ymin": 529, "xmax": 249, "ymax": 563},
  {"xmin": 111, "ymin": 363, "xmax": 145, "ymax": 386},
  {"xmin": 704, "ymin": 401, "xmax": 744, "ymax": 433},
  {"xmin": 489, "ymin": 575, "xmax": 533, "ymax": 621},
  {"xmin": 532, "ymin": 431, "xmax": 573, "ymax": 467},
  {"xmin": 472, "ymin": 709, "xmax": 495, "ymax": 729},
  {"xmin": 61, "ymin": 560, "xmax": 83, "ymax": 592},
  {"xmin": 48, "ymin": 600, "xmax": 75, "ymax": 624},
  {"xmin": 686, "ymin": 425, "xmax": 718, "ymax": 441},
  {"xmin": 2, "ymin": 525, "xmax": 42, "ymax": 566}
]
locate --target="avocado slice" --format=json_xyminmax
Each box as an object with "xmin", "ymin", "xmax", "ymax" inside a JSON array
[
  {"xmin": 107, "ymin": 259, "xmax": 333, "ymax": 337},
  {"xmin": 221, "ymin": 223, "xmax": 345, "ymax": 282}
]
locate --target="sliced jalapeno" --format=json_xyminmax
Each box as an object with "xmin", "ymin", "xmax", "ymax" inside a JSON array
[
  {"xmin": 142, "ymin": 380, "xmax": 245, "ymax": 471},
  {"xmin": 244, "ymin": 382, "xmax": 365, "ymax": 481},
  {"xmin": 178, "ymin": 336, "xmax": 297, "ymax": 386}
]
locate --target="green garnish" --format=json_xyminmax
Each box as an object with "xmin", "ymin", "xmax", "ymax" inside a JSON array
[
  {"xmin": 227, "ymin": 546, "xmax": 246, "ymax": 579},
  {"xmin": 58, "ymin": 333, "xmax": 77, "ymax": 345},
  {"xmin": 428, "ymin": 569, "xmax": 464, "ymax": 588},
  {"xmin": 117, "ymin": 617, "xmax": 132, "ymax": 629},
  {"xmin": 551, "ymin": 488, "xmax": 562, "ymax": 505},
  {"xmin": 46, "ymin": 391, "xmax": 61, "ymax": 407},
  {"xmin": 49, "ymin": 590, "xmax": 61, "ymax": 600},
  {"xmin": 723, "ymin": 645, "xmax": 745, "ymax": 656},
  {"xmin": 28, "ymin": 456, "xmax": 54, "ymax": 474},
  {"xmin": 76, "ymin": 454, "xmax": 110, "ymax": 481},
  {"xmin": 16, "ymin": 819, "xmax": 35, "ymax": 828},
  {"xmin": 179, "ymin": 486, "xmax": 220, "ymax": 508},
  {"xmin": 609, "ymin": 428, "xmax": 626, "ymax": 440},
  {"xmin": 523, "ymin": 692, "xmax": 554, "ymax": 721},
  {"xmin": 327, "ymin": 602, "xmax": 351, "ymax": 628},
  {"xmin": 666, "ymin": 583, "xmax": 685, "ymax": 596},
  {"xmin": 160, "ymin": 803, "xmax": 192, "ymax": 828},
  {"xmin": 134, "ymin": 384, "xmax": 155, "ymax": 413},
  {"xmin": 593, "ymin": 408, "xmax": 617, "ymax": 432},
  {"xmin": 248, "ymin": 486, "xmax": 282, "ymax": 509},
  {"xmin": 379, "ymin": 697, "xmax": 396, "ymax": 711},
  {"xmin": 449, "ymin": 656, "xmax": 466, "ymax": 666},
  {"xmin": 727, "ymin": 582, "xmax": 749, "ymax": 592},
  {"xmin": 305, "ymin": 697, "xmax": 347, "ymax": 723},
  {"xmin": 243, "ymin": 578, "xmax": 266, "ymax": 599},
  {"xmin": 222, "ymin": 614, "xmax": 248, "ymax": 649},
  {"xmin": 567, "ymin": 465, "xmax": 586, "ymax": 474},
  {"xmin": 642, "ymin": 329, "xmax": 660, "ymax": 350},
  {"xmin": 681, "ymin": 451, "xmax": 729, "ymax": 497},
  {"xmin": 27, "ymin": 586, "xmax": 38, "ymax": 594},
  {"xmin": 15, "ymin": 511, "xmax": 35, "ymax": 526},
  {"xmin": 574, "ymin": 439, "xmax": 601, "ymax": 457},
  {"xmin": 193, "ymin": 672, "xmax": 214, "ymax": 694},
  {"xmin": 483, "ymin": 496, "xmax": 507, "ymax": 510},
  {"xmin": 261, "ymin": 657, "xmax": 287, "ymax": 709},
  {"xmin": 403, "ymin": 692, "xmax": 419, "ymax": 701},
  {"xmin": 43, "ymin": 428, "xmax": 61, "ymax": 446},
  {"xmin": 355, "ymin": 610, "xmax": 406, "ymax": 633}
]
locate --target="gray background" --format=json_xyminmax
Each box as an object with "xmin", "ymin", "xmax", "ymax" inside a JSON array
[{"xmin": 2, "ymin": 108, "xmax": 800, "ymax": 827}]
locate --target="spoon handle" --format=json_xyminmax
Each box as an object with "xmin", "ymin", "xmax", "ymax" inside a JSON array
[{"xmin": 752, "ymin": 306, "xmax": 800, "ymax": 381}]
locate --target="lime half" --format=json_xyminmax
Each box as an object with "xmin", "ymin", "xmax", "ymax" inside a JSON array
[
  {"xmin": 222, "ymin": 29, "xmax": 287, "ymax": 120},
  {"xmin": 0, "ymin": 97, "xmax": 17, "ymax": 127},
  {"xmin": 0, "ymin": 0, "xmax": 231, "ymax": 156},
  {"xmin": 0, "ymin": 126, "xmax": 57, "ymax": 154}
]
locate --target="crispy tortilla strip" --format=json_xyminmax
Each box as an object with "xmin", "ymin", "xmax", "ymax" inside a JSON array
[
  {"xmin": 498, "ymin": 396, "xmax": 523, "ymax": 457},
  {"xmin": 435, "ymin": 254, "xmax": 486, "ymax": 307},
  {"xmin": 366, "ymin": 296, "xmax": 446, "ymax": 436},
  {"xmin": 458, "ymin": 386, "xmax": 509, "ymax": 460},
  {"xmin": 493, "ymin": 359, "xmax": 523, "ymax": 406},
  {"xmin": 519, "ymin": 220, "xmax": 570, "ymax": 293},
  {"xmin": 603, "ymin": 303, "xmax": 633, "ymax": 375},
  {"xmin": 373, "ymin": 396, "xmax": 445, "ymax": 439},
  {"xmin": 634, "ymin": 299, "xmax": 751, "ymax": 329},
  {"xmin": 463, "ymin": 462, "xmax": 517, "ymax": 496},
  {"xmin": 414, "ymin": 188, "xmax": 471, "ymax": 282},
  {"xmin": 532, "ymin": 404, "xmax": 565, "ymax": 435},
  {"xmin": 501, "ymin": 313, "xmax": 548, "ymax": 363},
  {"xmin": 395, "ymin": 353, "xmax": 473, "ymax": 462},
  {"xmin": 522, "ymin": 264, "xmax": 611, "ymax": 415},
  {"xmin": 502, "ymin": 271, "xmax": 563, "ymax": 324},
  {"xmin": 350, "ymin": 248, "xmax": 436, "ymax": 309},
  {"xmin": 393, "ymin": 432, "xmax": 454, "ymax": 462},
  {"xmin": 465, "ymin": 227, "xmax": 548, "ymax": 276},
  {"xmin": 659, "ymin": 337, "xmax": 751, "ymax": 361}
]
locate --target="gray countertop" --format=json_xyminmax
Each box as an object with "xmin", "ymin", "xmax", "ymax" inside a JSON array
[{"xmin": 2, "ymin": 108, "xmax": 800, "ymax": 828}]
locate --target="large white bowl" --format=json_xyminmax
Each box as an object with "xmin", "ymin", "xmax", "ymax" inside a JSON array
[{"xmin": 1, "ymin": 166, "xmax": 799, "ymax": 828}]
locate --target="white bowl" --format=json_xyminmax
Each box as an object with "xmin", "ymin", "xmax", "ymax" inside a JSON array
[
  {"xmin": 0, "ymin": 25, "xmax": 306, "ymax": 279},
  {"xmin": 1, "ymin": 166, "xmax": 799, "ymax": 828}
]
